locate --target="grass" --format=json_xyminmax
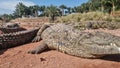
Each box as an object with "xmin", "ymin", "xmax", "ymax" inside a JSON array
[
  {"xmin": 55, "ymin": 11, "xmax": 120, "ymax": 29},
  {"xmin": 55, "ymin": 11, "xmax": 114, "ymax": 23}
]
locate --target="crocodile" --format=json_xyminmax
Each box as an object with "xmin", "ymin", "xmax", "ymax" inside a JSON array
[
  {"xmin": 27, "ymin": 23, "xmax": 120, "ymax": 58},
  {"xmin": 0, "ymin": 23, "xmax": 39, "ymax": 49},
  {"xmin": 0, "ymin": 22, "xmax": 26, "ymax": 33},
  {"xmin": 0, "ymin": 23, "xmax": 120, "ymax": 58}
]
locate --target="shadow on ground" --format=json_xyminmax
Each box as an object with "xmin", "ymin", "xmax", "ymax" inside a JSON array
[
  {"xmin": 0, "ymin": 47, "xmax": 120, "ymax": 63},
  {"xmin": 100, "ymin": 54, "xmax": 120, "ymax": 62},
  {"xmin": 0, "ymin": 49, "xmax": 7, "ymax": 55}
]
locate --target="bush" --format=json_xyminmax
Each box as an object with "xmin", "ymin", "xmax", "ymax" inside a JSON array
[
  {"xmin": 55, "ymin": 11, "xmax": 120, "ymax": 29},
  {"xmin": 84, "ymin": 21, "xmax": 120, "ymax": 29},
  {"xmin": 55, "ymin": 11, "xmax": 113, "ymax": 23}
]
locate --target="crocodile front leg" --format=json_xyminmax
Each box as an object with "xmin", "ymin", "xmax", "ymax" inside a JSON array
[{"xmin": 32, "ymin": 24, "xmax": 50, "ymax": 42}]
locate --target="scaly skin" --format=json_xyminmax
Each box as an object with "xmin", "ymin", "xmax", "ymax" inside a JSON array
[
  {"xmin": 0, "ymin": 23, "xmax": 120, "ymax": 58},
  {"xmin": 0, "ymin": 23, "xmax": 39, "ymax": 49},
  {"xmin": 0, "ymin": 28, "xmax": 39, "ymax": 49},
  {"xmin": 0, "ymin": 23, "xmax": 26, "ymax": 33},
  {"xmin": 28, "ymin": 23, "xmax": 120, "ymax": 58}
]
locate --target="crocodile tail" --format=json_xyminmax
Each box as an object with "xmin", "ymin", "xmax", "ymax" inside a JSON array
[{"xmin": 0, "ymin": 28, "xmax": 39, "ymax": 49}]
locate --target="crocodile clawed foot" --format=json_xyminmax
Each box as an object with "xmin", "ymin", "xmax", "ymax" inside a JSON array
[
  {"xmin": 28, "ymin": 49, "xmax": 40, "ymax": 54},
  {"xmin": 27, "ymin": 50, "xmax": 36, "ymax": 54},
  {"xmin": 28, "ymin": 42, "xmax": 48, "ymax": 54},
  {"xmin": 32, "ymin": 36, "xmax": 41, "ymax": 42}
]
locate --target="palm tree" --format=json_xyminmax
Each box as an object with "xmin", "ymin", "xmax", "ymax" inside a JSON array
[
  {"xmin": 34, "ymin": 5, "xmax": 40, "ymax": 17},
  {"xmin": 39, "ymin": 5, "xmax": 46, "ymax": 16},
  {"xmin": 44, "ymin": 5, "xmax": 60, "ymax": 22},
  {"xmin": 66, "ymin": 7, "xmax": 72, "ymax": 14},
  {"xmin": 59, "ymin": 5, "xmax": 67, "ymax": 16},
  {"xmin": 29, "ymin": 5, "xmax": 40, "ymax": 17},
  {"xmin": 107, "ymin": 0, "xmax": 118, "ymax": 14},
  {"xmin": 100, "ymin": 0, "xmax": 105, "ymax": 12},
  {"xmin": 29, "ymin": 6, "xmax": 34, "ymax": 17},
  {"xmin": 78, "ymin": 3, "xmax": 89, "ymax": 13},
  {"xmin": 15, "ymin": 2, "xmax": 28, "ymax": 18},
  {"xmin": 0, "ymin": 14, "xmax": 13, "ymax": 22}
]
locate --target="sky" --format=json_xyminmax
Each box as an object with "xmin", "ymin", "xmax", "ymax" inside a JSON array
[{"xmin": 0, "ymin": 0, "xmax": 88, "ymax": 15}]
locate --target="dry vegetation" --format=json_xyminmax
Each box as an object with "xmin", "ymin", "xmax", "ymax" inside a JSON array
[
  {"xmin": 55, "ymin": 12, "xmax": 113, "ymax": 23},
  {"xmin": 6, "ymin": 11, "xmax": 120, "ymax": 30},
  {"xmin": 55, "ymin": 11, "xmax": 120, "ymax": 29}
]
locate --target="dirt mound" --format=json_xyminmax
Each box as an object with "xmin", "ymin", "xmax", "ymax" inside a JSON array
[
  {"xmin": 10, "ymin": 17, "xmax": 49, "ymax": 28},
  {"xmin": 11, "ymin": 17, "xmax": 49, "ymax": 23}
]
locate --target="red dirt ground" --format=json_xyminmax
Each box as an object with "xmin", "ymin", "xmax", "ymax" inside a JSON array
[{"xmin": 0, "ymin": 28, "xmax": 120, "ymax": 68}]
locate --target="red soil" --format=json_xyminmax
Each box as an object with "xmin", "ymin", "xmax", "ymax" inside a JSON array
[{"xmin": 0, "ymin": 28, "xmax": 120, "ymax": 68}]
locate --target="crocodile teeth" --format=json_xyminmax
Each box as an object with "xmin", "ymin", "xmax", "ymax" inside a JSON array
[
  {"xmin": 110, "ymin": 43, "xmax": 118, "ymax": 47},
  {"xmin": 118, "ymin": 47, "xmax": 120, "ymax": 52}
]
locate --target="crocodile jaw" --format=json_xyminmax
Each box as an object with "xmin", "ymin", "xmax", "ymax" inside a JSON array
[{"xmin": 111, "ymin": 43, "xmax": 120, "ymax": 53}]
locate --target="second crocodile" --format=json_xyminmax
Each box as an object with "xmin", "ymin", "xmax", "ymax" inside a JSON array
[{"xmin": 0, "ymin": 23, "xmax": 39, "ymax": 49}]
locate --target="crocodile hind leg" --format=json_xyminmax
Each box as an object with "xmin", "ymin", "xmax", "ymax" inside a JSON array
[{"xmin": 28, "ymin": 41, "xmax": 48, "ymax": 54}]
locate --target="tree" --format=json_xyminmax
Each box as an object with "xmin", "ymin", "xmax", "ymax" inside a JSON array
[
  {"xmin": 39, "ymin": 5, "xmax": 46, "ymax": 16},
  {"xmin": 29, "ymin": 5, "xmax": 40, "ymax": 17},
  {"xmin": 0, "ymin": 14, "xmax": 14, "ymax": 22},
  {"xmin": 44, "ymin": 5, "xmax": 60, "ymax": 22},
  {"xmin": 107, "ymin": 0, "xmax": 118, "ymax": 13},
  {"xmin": 39, "ymin": 5, "xmax": 46, "ymax": 12},
  {"xmin": 100, "ymin": 0, "xmax": 106, "ymax": 12},
  {"xmin": 14, "ymin": 2, "xmax": 28, "ymax": 18},
  {"xmin": 59, "ymin": 5, "xmax": 67, "ymax": 16},
  {"xmin": 87, "ymin": 0, "xmax": 120, "ymax": 13},
  {"xmin": 66, "ymin": 7, "xmax": 72, "ymax": 14},
  {"xmin": 78, "ymin": 3, "xmax": 89, "ymax": 13}
]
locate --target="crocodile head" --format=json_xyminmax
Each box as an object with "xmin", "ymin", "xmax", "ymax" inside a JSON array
[
  {"xmin": 79, "ymin": 31, "xmax": 120, "ymax": 55},
  {"xmin": 2, "ymin": 22, "xmax": 20, "ymax": 29},
  {"xmin": 0, "ymin": 22, "xmax": 26, "ymax": 33}
]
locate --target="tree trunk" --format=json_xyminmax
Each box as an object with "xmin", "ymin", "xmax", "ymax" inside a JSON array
[
  {"xmin": 101, "ymin": 5, "xmax": 104, "ymax": 12},
  {"xmin": 49, "ymin": 14, "xmax": 55, "ymax": 23},
  {"xmin": 35, "ymin": 11, "xmax": 38, "ymax": 17},
  {"xmin": 112, "ymin": 3, "xmax": 115, "ymax": 14},
  {"xmin": 62, "ymin": 9, "xmax": 64, "ymax": 16}
]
